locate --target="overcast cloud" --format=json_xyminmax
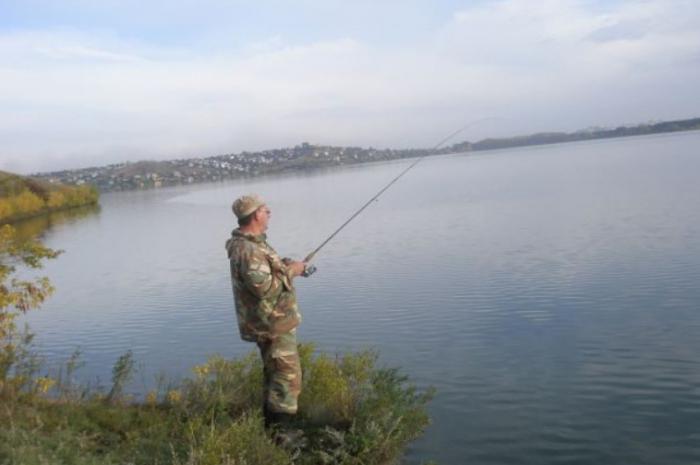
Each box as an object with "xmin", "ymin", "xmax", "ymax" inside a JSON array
[{"xmin": 1, "ymin": 0, "xmax": 699, "ymax": 173}]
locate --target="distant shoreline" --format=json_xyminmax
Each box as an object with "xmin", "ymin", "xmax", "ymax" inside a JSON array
[
  {"xmin": 0, "ymin": 171, "xmax": 99, "ymax": 225},
  {"xmin": 33, "ymin": 116, "xmax": 700, "ymax": 193}
]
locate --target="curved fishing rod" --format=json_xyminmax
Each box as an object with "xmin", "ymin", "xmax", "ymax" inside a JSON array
[{"xmin": 302, "ymin": 117, "xmax": 497, "ymax": 269}]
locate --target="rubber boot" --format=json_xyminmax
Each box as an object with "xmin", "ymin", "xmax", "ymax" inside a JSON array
[
  {"xmin": 269, "ymin": 411, "xmax": 296, "ymax": 428},
  {"xmin": 263, "ymin": 403, "xmax": 274, "ymax": 429},
  {"xmin": 268, "ymin": 412, "xmax": 305, "ymax": 452}
]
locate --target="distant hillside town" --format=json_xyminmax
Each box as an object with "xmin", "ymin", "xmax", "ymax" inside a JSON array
[
  {"xmin": 34, "ymin": 143, "xmax": 433, "ymax": 192},
  {"xmin": 34, "ymin": 117, "xmax": 700, "ymax": 192}
]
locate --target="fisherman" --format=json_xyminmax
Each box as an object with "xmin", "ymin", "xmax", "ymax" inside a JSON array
[{"xmin": 225, "ymin": 194, "xmax": 307, "ymax": 430}]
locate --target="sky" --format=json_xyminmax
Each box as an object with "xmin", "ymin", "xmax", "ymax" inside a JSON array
[{"xmin": 1, "ymin": 0, "xmax": 699, "ymax": 174}]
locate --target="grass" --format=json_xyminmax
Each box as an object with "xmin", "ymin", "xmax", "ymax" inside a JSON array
[{"xmin": 0, "ymin": 343, "xmax": 434, "ymax": 465}]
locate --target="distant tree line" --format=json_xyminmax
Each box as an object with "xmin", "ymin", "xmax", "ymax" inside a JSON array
[
  {"xmin": 461, "ymin": 117, "xmax": 700, "ymax": 152},
  {"xmin": 0, "ymin": 172, "xmax": 99, "ymax": 224}
]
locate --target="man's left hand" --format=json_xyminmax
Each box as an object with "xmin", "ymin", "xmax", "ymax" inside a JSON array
[{"xmin": 286, "ymin": 260, "xmax": 306, "ymax": 278}]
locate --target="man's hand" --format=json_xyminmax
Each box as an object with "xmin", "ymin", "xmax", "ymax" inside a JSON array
[{"xmin": 286, "ymin": 260, "xmax": 306, "ymax": 278}]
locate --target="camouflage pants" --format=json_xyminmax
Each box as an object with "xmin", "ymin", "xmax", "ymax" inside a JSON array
[{"xmin": 257, "ymin": 331, "xmax": 302, "ymax": 414}]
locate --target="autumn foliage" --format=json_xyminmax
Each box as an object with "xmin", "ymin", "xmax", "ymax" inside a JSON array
[{"xmin": 0, "ymin": 171, "xmax": 99, "ymax": 224}]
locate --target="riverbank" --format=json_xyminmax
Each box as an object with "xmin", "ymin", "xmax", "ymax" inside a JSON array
[
  {"xmin": 1, "ymin": 344, "xmax": 433, "ymax": 465},
  {"xmin": 0, "ymin": 171, "xmax": 99, "ymax": 225}
]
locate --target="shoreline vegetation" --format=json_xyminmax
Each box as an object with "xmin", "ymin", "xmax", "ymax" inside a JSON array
[
  {"xmin": 0, "ymin": 226, "xmax": 434, "ymax": 464},
  {"xmin": 33, "ymin": 116, "xmax": 700, "ymax": 193},
  {"xmin": 2, "ymin": 343, "xmax": 434, "ymax": 465},
  {"xmin": 0, "ymin": 171, "xmax": 99, "ymax": 225}
]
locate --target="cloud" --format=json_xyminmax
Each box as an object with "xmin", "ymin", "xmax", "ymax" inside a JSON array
[
  {"xmin": 430, "ymin": 0, "xmax": 700, "ymax": 121},
  {"xmin": 439, "ymin": 0, "xmax": 700, "ymax": 73},
  {"xmin": 35, "ymin": 44, "xmax": 145, "ymax": 62},
  {"xmin": 1, "ymin": 0, "xmax": 699, "ymax": 173}
]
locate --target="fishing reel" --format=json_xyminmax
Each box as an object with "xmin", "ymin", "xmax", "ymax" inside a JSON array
[
  {"xmin": 283, "ymin": 257, "xmax": 317, "ymax": 278},
  {"xmin": 302, "ymin": 264, "xmax": 317, "ymax": 277}
]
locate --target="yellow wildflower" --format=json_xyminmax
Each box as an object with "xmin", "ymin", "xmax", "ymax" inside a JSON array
[
  {"xmin": 36, "ymin": 377, "xmax": 56, "ymax": 394},
  {"xmin": 193, "ymin": 363, "xmax": 210, "ymax": 378},
  {"xmin": 167, "ymin": 389, "xmax": 182, "ymax": 404},
  {"xmin": 145, "ymin": 390, "xmax": 158, "ymax": 406}
]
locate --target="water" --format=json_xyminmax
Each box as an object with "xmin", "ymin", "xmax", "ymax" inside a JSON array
[{"xmin": 21, "ymin": 131, "xmax": 700, "ymax": 464}]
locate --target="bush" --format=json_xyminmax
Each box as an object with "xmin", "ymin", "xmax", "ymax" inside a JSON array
[
  {"xmin": 0, "ymin": 172, "xmax": 100, "ymax": 224},
  {"xmin": 1, "ymin": 344, "xmax": 433, "ymax": 465},
  {"xmin": 10, "ymin": 191, "xmax": 44, "ymax": 217}
]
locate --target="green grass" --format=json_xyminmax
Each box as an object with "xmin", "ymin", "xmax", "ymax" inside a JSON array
[{"xmin": 0, "ymin": 344, "xmax": 434, "ymax": 465}]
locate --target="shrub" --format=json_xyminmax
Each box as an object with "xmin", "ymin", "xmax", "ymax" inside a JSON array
[
  {"xmin": 10, "ymin": 191, "xmax": 44, "ymax": 217},
  {"xmin": 1, "ymin": 344, "xmax": 433, "ymax": 465},
  {"xmin": 0, "ymin": 172, "xmax": 100, "ymax": 224},
  {"xmin": 46, "ymin": 191, "xmax": 66, "ymax": 209}
]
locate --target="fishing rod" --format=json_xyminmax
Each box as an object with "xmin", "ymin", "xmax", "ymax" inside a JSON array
[{"xmin": 301, "ymin": 117, "xmax": 497, "ymax": 275}]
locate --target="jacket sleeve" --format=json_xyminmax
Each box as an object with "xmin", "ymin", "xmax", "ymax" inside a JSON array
[{"xmin": 239, "ymin": 247, "xmax": 286, "ymax": 299}]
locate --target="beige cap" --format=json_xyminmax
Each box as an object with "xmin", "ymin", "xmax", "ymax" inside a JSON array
[{"xmin": 232, "ymin": 194, "xmax": 265, "ymax": 219}]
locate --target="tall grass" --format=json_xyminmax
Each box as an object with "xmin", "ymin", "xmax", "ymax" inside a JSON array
[{"xmin": 0, "ymin": 341, "xmax": 434, "ymax": 465}]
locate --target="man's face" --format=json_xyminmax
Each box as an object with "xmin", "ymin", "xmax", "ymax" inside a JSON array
[{"xmin": 256, "ymin": 205, "xmax": 271, "ymax": 232}]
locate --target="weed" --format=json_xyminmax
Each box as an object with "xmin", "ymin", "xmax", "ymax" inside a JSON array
[
  {"xmin": 1, "ymin": 343, "xmax": 433, "ymax": 464},
  {"xmin": 106, "ymin": 350, "xmax": 135, "ymax": 404}
]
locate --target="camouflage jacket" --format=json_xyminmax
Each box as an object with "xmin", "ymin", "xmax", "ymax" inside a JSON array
[{"xmin": 225, "ymin": 229, "xmax": 301, "ymax": 342}]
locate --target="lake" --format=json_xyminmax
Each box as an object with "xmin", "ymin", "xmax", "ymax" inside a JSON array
[{"xmin": 22, "ymin": 131, "xmax": 700, "ymax": 464}]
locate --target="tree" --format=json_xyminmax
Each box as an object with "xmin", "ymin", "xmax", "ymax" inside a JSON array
[
  {"xmin": 46, "ymin": 191, "xmax": 66, "ymax": 209},
  {"xmin": 10, "ymin": 191, "xmax": 44, "ymax": 216},
  {"xmin": 0, "ymin": 198, "xmax": 14, "ymax": 222},
  {"xmin": 0, "ymin": 225, "xmax": 61, "ymax": 393}
]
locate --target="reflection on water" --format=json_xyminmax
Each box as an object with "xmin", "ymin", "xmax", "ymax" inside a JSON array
[
  {"xmin": 20, "ymin": 131, "xmax": 700, "ymax": 465},
  {"xmin": 11, "ymin": 204, "xmax": 101, "ymax": 241}
]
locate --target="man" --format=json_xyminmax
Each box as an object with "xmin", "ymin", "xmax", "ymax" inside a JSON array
[{"xmin": 225, "ymin": 194, "xmax": 307, "ymax": 429}]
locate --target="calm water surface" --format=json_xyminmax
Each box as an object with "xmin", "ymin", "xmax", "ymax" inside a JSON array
[{"xmin": 23, "ymin": 132, "xmax": 700, "ymax": 464}]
